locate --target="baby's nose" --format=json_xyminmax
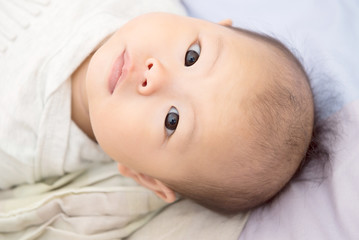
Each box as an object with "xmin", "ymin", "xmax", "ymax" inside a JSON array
[{"xmin": 137, "ymin": 58, "xmax": 168, "ymax": 96}]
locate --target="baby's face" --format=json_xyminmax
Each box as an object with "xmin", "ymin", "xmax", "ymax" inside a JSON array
[{"xmin": 86, "ymin": 13, "xmax": 269, "ymax": 187}]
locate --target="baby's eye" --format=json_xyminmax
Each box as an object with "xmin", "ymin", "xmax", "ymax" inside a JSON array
[
  {"xmin": 184, "ymin": 42, "xmax": 201, "ymax": 67},
  {"xmin": 165, "ymin": 107, "xmax": 179, "ymax": 137}
]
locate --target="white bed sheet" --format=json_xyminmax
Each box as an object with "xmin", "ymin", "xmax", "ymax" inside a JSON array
[{"xmin": 181, "ymin": 0, "xmax": 359, "ymax": 239}]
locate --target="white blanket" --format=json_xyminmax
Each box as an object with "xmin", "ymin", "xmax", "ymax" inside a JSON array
[
  {"xmin": 0, "ymin": 162, "xmax": 168, "ymax": 239},
  {"xmin": 127, "ymin": 199, "xmax": 249, "ymax": 240}
]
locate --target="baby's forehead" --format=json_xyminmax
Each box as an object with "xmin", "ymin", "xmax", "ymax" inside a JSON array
[
  {"xmin": 190, "ymin": 33, "xmax": 288, "ymax": 149},
  {"xmin": 194, "ymin": 85, "xmax": 250, "ymax": 154}
]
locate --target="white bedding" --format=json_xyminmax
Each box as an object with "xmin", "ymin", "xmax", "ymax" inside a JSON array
[
  {"xmin": 0, "ymin": 162, "xmax": 168, "ymax": 239},
  {"xmin": 0, "ymin": 161, "xmax": 248, "ymax": 240}
]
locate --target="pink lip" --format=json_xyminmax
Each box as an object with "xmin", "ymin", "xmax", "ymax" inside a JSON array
[{"xmin": 108, "ymin": 49, "xmax": 130, "ymax": 94}]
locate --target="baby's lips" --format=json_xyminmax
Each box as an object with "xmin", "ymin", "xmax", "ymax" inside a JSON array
[{"xmin": 108, "ymin": 50, "xmax": 125, "ymax": 94}]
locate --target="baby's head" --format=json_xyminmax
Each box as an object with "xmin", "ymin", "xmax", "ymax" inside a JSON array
[{"xmin": 86, "ymin": 13, "xmax": 314, "ymax": 213}]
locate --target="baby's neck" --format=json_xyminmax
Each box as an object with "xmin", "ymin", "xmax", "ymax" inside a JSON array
[{"xmin": 71, "ymin": 54, "xmax": 97, "ymax": 142}]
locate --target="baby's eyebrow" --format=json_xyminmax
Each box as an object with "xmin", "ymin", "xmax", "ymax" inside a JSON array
[
  {"xmin": 188, "ymin": 108, "xmax": 196, "ymax": 146},
  {"xmin": 180, "ymin": 104, "xmax": 197, "ymax": 152},
  {"xmin": 208, "ymin": 36, "xmax": 223, "ymax": 76}
]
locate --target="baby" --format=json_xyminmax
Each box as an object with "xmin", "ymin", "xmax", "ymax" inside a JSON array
[{"xmin": 71, "ymin": 13, "xmax": 314, "ymax": 213}]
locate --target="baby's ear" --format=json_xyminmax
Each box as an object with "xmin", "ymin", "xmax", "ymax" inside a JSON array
[
  {"xmin": 117, "ymin": 163, "xmax": 176, "ymax": 203},
  {"xmin": 218, "ymin": 18, "xmax": 233, "ymax": 27}
]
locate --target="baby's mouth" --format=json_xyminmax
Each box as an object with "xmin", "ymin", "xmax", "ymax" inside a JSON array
[{"xmin": 108, "ymin": 50, "xmax": 126, "ymax": 94}]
